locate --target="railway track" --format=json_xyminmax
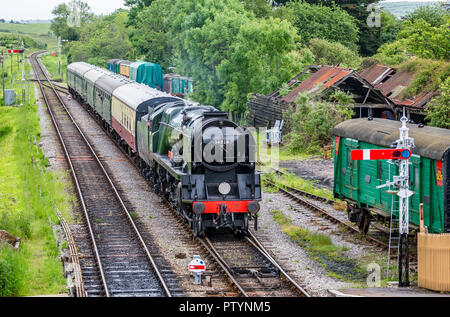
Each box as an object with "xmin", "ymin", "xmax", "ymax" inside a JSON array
[
  {"xmin": 264, "ymin": 176, "xmax": 418, "ymax": 269},
  {"xmin": 59, "ymin": 65, "xmax": 311, "ymax": 297},
  {"xmin": 197, "ymin": 231, "xmax": 310, "ymax": 297},
  {"xmin": 30, "ymin": 52, "xmax": 182, "ymax": 297}
]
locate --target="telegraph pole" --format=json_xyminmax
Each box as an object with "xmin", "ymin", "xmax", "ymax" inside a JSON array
[
  {"xmin": 10, "ymin": 45, "xmax": 13, "ymax": 84},
  {"xmin": 1, "ymin": 49, "xmax": 5, "ymax": 103},
  {"xmin": 58, "ymin": 36, "xmax": 62, "ymax": 76}
]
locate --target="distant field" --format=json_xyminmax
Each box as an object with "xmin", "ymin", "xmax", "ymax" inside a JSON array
[
  {"xmin": 0, "ymin": 23, "xmax": 57, "ymax": 48},
  {"xmin": 381, "ymin": 1, "xmax": 445, "ymax": 18}
]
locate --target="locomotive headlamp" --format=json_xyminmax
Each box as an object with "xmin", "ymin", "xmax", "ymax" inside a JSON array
[
  {"xmin": 193, "ymin": 202, "xmax": 206, "ymax": 215},
  {"xmin": 247, "ymin": 201, "xmax": 260, "ymax": 215},
  {"xmin": 218, "ymin": 182, "xmax": 231, "ymax": 195}
]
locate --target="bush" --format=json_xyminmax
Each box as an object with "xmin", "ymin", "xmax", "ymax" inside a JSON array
[
  {"xmin": 425, "ymin": 77, "xmax": 450, "ymax": 129},
  {"xmin": 284, "ymin": 92, "xmax": 353, "ymax": 154},
  {"xmin": 309, "ymin": 38, "xmax": 362, "ymax": 69},
  {"xmin": 286, "ymin": 1, "xmax": 359, "ymax": 51}
]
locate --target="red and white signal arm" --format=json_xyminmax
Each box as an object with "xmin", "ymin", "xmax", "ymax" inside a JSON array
[
  {"xmin": 189, "ymin": 256, "xmax": 206, "ymax": 273},
  {"xmin": 351, "ymin": 149, "xmax": 411, "ymax": 161},
  {"xmin": 8, "ymin": 49, "xmax": 25, "ymax": 54}
]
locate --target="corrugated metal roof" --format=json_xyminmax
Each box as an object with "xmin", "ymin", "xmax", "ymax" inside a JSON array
[
  {"xmin": 281, "ymin": 66, "xmax": 353, "ymax": 103},
  {"xmin": 359, "ymin": 64, "xmax": 394, "ymax": 86},
  {"xmin": 359, "ymin": 64, "xmax": 436, "ymax": 109}
]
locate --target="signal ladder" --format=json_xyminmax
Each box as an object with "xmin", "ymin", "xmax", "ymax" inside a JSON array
[
  {"xmin": 386, "ymin": 196, "xmax": 400, "ymax": 279},
  {"xmin": 386, "ymin": 160, "xmax": 400, "ymax": 280}
]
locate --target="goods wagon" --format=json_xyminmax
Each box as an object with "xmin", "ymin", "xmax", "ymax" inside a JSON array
[
  {"xmin": 107, "ymin": 59, "xmax": 121, "ymax": 72},
  {"xmin": 129, "ymin": 61, "xmax": 164, "ymax": 90},
  {"xmin": 164, "ymin": 74, "xmax": 193, "ymax": 97},
  {"xmin": 119, "ymin": 60, "xmax": 133, "ymax": 78},
  {"xmin": 333, "ymin": 118, "xmax": 450, "ymax": 234}
]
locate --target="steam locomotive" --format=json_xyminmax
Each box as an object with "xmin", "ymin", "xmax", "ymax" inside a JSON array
[{"xmin": 67, "ymin": 62, "xmax": 261, "ymax": 237}]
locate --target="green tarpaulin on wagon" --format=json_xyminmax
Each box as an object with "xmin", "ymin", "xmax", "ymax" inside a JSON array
[{"xmin": 129, "ymin": 61, "xmax": 164, "ymax": 90}]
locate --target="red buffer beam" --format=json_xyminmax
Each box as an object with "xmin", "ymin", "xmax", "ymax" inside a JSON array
[{"xmin": 351, "ymin": 149, "xmax": 411, "ymax": 161}]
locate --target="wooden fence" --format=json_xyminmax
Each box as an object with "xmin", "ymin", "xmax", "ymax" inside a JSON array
[{"xmin": 418, "ymin": 204, "xmax": 450, "ymax": 292}]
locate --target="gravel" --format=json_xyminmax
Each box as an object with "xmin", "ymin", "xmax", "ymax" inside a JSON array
[
  {"xmin": 35, "ymin": 62, "xmax": 387, "ymax": 296},
  {"xmin": 252, "ymin": 191, "xmax": 386, "ymax": 297}
]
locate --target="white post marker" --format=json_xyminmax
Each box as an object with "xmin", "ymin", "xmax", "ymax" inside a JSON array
[{"xmin": 189, "ymin": 255, "xmax": 206, "ymax": 285}]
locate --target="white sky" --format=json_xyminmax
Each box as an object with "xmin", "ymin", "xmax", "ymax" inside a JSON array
[
  {"xmin": 2, "ymin": 0, "xmax": 446, "ymax": 21},
  {"xmin": 2, "ymin": 0, "xmax": 127, "ymax": 21}
]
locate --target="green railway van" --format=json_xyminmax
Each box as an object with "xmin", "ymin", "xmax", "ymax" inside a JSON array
[{"xmin": 333, "ymin": 118, "xmax": 450, "ymax": 234}]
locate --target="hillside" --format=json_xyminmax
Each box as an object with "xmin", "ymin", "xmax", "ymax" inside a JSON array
[
  {"xmin": 381, "ymin": 1, "xmax": 445, "ymax": 18},
  {"xmin": 0, "ymin": 22, "xmax": 57, "ymax": 48}
]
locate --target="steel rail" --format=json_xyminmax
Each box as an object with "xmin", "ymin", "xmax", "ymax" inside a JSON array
[
  {"xmin": 30, "ymin": 51, "xmax": 110, "ymax": 297},
  {"xmin": 63, "ymin": 65, "xmax": 309, "ymax": 297},
  {"xmin": 31, "ymin": 52, "xmax": 172, "ymax": 297},
  {"xmin": 269, "ymin": 167, "xmax": 333, "ymax": 204},
  {"xmin": 266, "ymin": 179, "xmax": 418, "ymax": 264},
  {"xmin": 197, "ymin": 237, "xmax": 249, "ymax": 297},
  {"xmin": 246, "ymin": 231, "xmax": 310, "ymax": 297}
]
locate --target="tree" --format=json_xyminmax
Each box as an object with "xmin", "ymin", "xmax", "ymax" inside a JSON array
[
  {"xmin": 50, "ymin": 0, "xmax": 93, "ymax": 41},
  {"xmin": 169, "ymin": 0, "xmax": 252, "ymax": 108},
  {"xmin": 129, "ymin": 0, "xmax": 173, "ymax": 70},
  {"xmin": 218, "ymin": 17, "xmax": 311, "ymax": 114},
  {"xmin": 398, "ymin": 18, "xmax": 450, "ymax": 60},
  {"xmin": 405, "ymin": 4, "xmax": 448, "ymax": 27},
  {"xmin": 240, "ymin": 0, "xmax": 273, "ymax": 17},
  {"xmin": 284, "ymin": 92, "xmax": 353, "ymax": 153},
  {"xmin": 379, "ymin": 9, "xmax": 402, "ymax": 46},
  {"xmin": 308, "ymin": 38, "xmax": 361, "ymax": 69},
  {"xmin": 66, "ymin": 11, "xmax": 131, "ymax": 65},
  {"xmin": 285, "ymin": 1, "xmax": 359, "ymax": 51},
  {"xmin": 425, "ymin": 77, "xmax": 450, "ymax": 129},
  {"xmin": 125, "ymin": 0, "xmax": 153, "ymax": 26}
]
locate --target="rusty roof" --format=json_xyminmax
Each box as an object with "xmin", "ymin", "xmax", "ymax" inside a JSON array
[
  {"xmin": 359, "ymin": 64, "xmax": 436, "ymax": 109},
  {"xmin": 359, "ymin": 64, "xmax": 394, "ymax": 86},
  {"xmin": 281, "ymin": 66, "xmax": 353, "ymax": 103}
]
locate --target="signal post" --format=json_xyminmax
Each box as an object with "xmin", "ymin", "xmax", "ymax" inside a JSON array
[{"xmin": 351, "ymin": 111, "xmax": 415, "ymax": 287}]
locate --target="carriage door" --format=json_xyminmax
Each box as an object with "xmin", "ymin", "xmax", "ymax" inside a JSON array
[
  {"xmin": 409, "ymin": 155, "xmax": 421, "ymax": 225},
  {"xmin": 343, "ymin": 138, "xmax": 359, "ymax": 201}
]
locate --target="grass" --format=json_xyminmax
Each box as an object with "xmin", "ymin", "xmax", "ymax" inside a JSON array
[
  {"xmin": 271, "ymin": 209, "xmax": 367, "ymax": 282},
  {"xmin": 253, "ymin": 131, "xmax": 310, "ymax": 166},
  {"xmin": 0, "ymin": 57, "xmax": 75, "ymax": 296},
  {"xmin": 40, "ymin": 53, "xmax": 67, "ymax": 82},
  {"xmin": 263, "ymin": 169, "xmax": 337, "ymax": 202},
  {"xmin": 0, "ymin": 23, "xmax": 57, "ymax": 48}
]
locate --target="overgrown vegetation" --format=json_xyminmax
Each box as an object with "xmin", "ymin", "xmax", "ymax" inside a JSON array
[
  {"xmin": 425, "ymin": 77, "xmax": 450, "ymax": 129},
  {"xmin": 0, "ymin": 58, "xmax": 74, "ymax": 296},
  {"xmin": 270, "ymin": 209, "xmax": 366, "ymax": 281},
  {"xmin": 50, "ymin": 1, "xmax": 448, "ymax": 127},
  {"xmin": 283, "ymin": 92, "xmax": 353, "ymax": 154},
  {"xmin": 41, "ymin": 53, "xmax": 68, "ymax": 81}
]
